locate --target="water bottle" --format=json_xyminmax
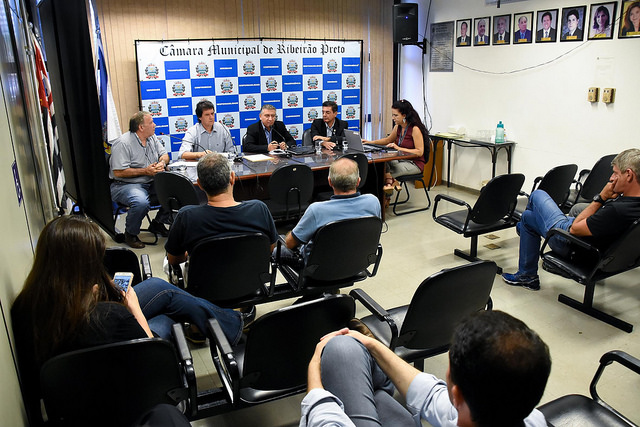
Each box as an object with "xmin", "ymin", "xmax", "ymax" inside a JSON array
[{"xmin": 495, "ymin": 121, "xmax": 505, "ymax": 143}]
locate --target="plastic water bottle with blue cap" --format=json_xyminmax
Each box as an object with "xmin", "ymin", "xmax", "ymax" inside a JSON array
[{"xmin": 495, "ymin": 121, "xmax": 505, "ymax": 143}]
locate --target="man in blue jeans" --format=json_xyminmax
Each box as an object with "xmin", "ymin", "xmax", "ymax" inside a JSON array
[{"xmin": 502, "ymin": 148, "xmax": 640, "ymax": 290}]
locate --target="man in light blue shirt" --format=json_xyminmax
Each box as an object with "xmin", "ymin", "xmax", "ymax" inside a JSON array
[{"xmin": 178, "ymin": 100, "xmax": 235, "ymax": 160}]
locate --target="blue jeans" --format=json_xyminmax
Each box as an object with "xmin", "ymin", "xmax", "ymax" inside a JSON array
[
  {"xmin": 321, "ymin": 336, "xmax": 414, "ymax": 427},
  {"xmin": 517, "ymin": 190, "xmax": 574, "ymax": 276},
  {"xmin": 111, "ymin": 181, "xmax": 171, "ymax": 235},
  {"xmin": 134, "ymin": 278, "xmax": 243, "ymax": 345}
]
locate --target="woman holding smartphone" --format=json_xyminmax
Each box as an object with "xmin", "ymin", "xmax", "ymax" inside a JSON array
[{"xmin": 12, "ymin": 216, "xmax": 243, "ymax": 423}]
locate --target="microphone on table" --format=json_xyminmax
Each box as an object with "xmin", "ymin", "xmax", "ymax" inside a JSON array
[
  {"xmin": 159, "ymin": 132, "xmax": 209, "ymax": 153},
  {"xmin": 272, "ymin": 128, "xmax": 292, "ymax": 148}
]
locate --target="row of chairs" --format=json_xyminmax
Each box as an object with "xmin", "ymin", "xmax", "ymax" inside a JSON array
[{"xmin": 432, "ymin": 153, "xmax": 640, "ymax": 333}]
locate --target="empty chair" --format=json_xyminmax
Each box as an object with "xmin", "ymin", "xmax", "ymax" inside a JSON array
[
  {"xmin": 538, "ymin": 350, "xmax": 640, "ymax": 427},
  {"xmin": 40, "ymin": 336, "xmax": 195, "ymax": 426},
  {"xmin": 264, "ymin": 164, "xmax": 314, "ymax": 221},
  {"xmin": 103, "ymin": 247, "xmax": 152, "ymax": 286},
  {"xmin": 512, "ymin": 163, "xmax": 577, "ymax": 221},
  {"xmin": 350, "ymin": 260, "xmax": 497, "ymax": 370},
  {"xmin": 302, "ymin": 128, "xmax": 313, "ymax": 146},
  {"xmin": 562, "ymin": 154, "xmax": 616, "ymax": 213},
  {"xmin": 540, "ymin": 218, "xmax": 640, "ymax": 332},
  {"xmin": 184, "ymin": 233, "xmax": 284, "ymax": 308},
  {"xmin": 205, "ymin": 294, "xmax": 355, "ymax": 411},
  {"xmin": 277, "ymin": 216, "xmax": 383, "ymax": 295},
  {"xmin": 433, "ymin": 173, "xmax": 524, "ymax": 269},
  {"xmin": 154, "ymin": 171, "xmax": 202, "ymax": 223},
  {"xmin": 316, "ymin": 152, "xmax": 369, "ymax": 201}
]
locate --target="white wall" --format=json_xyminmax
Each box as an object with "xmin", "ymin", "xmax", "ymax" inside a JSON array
[{"xmin": 400, "ymin": 0, "xmax": 640, "ymax": 190}]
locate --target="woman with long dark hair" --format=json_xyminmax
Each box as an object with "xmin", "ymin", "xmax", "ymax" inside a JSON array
[
  {"xmin": 364, "ymin": 100, "xmax": 430, "ymax": 195},
  {"xmin": 12, "ymin": 216, "xmax": 242, "ymax": 423},
  {"xmin": 621, "ymin": 1, "xmax": 640, "ymax": 36}
]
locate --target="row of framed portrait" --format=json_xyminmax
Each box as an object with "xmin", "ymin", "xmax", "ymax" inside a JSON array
[{"xmin": 456, "ymin": 1, "xmax": 640, "ymax": 47}]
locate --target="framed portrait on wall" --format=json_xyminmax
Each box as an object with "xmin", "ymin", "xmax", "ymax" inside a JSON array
[
  {"xmin": 473, "ymin": 17, "xmax": 491, "ymax": 45},
  {"xmin": 456, "ymin": 19, "xmax": 472, "ymax": 46},
  {"xmin": 588, "ymin": 2, "xmax": 617, "ymax": 39},
  {"xmin": 513, "ymin": 12, "xmax": 533, "ymax": 43},
  {"xmin": 535, "ymin": 9, "xmax": 559, "ymax": 42},
  {"xmin": 560, "ymin": 6, "xmax": 587, "ymax": 41},
  {"xmin": 619, "ymin": 0, "xmax": 640, "ymax": 38},
  {"xmin": 493, "ymin": 14, "xmax": 511, "ymax": 44}
]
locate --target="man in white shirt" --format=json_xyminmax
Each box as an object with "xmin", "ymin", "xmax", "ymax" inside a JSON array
[{"xmin": 178, "ymin": 100, "xmax": 235, "ymax": 160}]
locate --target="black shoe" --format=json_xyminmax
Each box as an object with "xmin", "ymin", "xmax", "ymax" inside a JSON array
[
  {"xmin": 184, "ymin": 324, "xmax": 207, "ymax": 345},
  {"xmin": 125, "ymin": 232, "xmax": 145, "ymax": 249},
  {"xmin": 148, "ymin": 220, "xmax": 169, "ymax": 237},
  {"xmin": 237, "ymin": 305, "xmax": 256, "ymax": 328}
]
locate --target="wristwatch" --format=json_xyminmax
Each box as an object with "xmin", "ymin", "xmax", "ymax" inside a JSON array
[{"xmin": 592, "ymin": 194, "xmax": 605, "ymax": 204}]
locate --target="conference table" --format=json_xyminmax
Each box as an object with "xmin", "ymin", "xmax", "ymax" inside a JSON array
[
  {"xmin": 169, "ymin": 148, "xmax": 417, "ymax": 219},
  {"xmin": 431, "ymin": 133, "xmax": 516, "ymax": 187}
]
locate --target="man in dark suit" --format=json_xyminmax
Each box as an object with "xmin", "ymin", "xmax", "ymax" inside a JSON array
[
  {"xmin": 456, "ymin": 21, "xmax": 470, "ymax": 46},
  {"xmin": 561, "ymin": 9, "xmax": 583, "ymax": 40},
  {"xmin": 474, "ymin": 19, "xmax": 489, "ymax": 45},
  {"xmin": 493, "ymin": 16, "xmax": 510, "ymax": 44},
  {"xmin": 310, "ymin": 101, "xmax": 349, "ymax": 150},
  {"xmin": 536, "ymin": 11, "xmax": 557, "ymax": 42},
  {"xmin": 515, "ymin": 16, "xmax": 532, "ymax": 42},
  {"xmin": 242, "ymin": 104, "xmax": 295, "ymax": 153}
]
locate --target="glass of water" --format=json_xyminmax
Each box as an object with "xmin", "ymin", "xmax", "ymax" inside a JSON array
[{"xmin": 315, "ymin": 140, "xmax": 323, "ymax": 155}]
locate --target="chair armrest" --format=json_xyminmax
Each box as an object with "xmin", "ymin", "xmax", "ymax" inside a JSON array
[
  {"xmin": 207, "ymin": 318, "xmax": 240, "ymax": 405},
  {"xmin": 540, "ymin": 227, "xmax": 599, "ymax": 256},
  {"xmin": 432, "ymin": 194, "xmax": 472, "ymax": 219},
  {"xmin": 140, "ymin": 254, "xmax": 153, "ymax": 280},
  {"xmin": 171, "ymin": 323, "xmax": 197, "ymax": 418},
  {"xmin": 366, "ymin": 244, "xmax": 383, "ymax": 278},
  {"xmin": 169, "ymin": 263, "xmax": 185, "ymax": 289},
  {"xmin": 530, "ymin": 175, "xmax": 543, "ymax": 194},
  {"xmin": 349, "ymin": 288, "xmax": 398, "ymax": 345},
  {"xmin": 589, "ymin": 350, "xmax": 640, "ymax": 422}
]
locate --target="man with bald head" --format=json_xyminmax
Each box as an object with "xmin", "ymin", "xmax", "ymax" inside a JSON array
[{"xmin": 279, "ymin": 157, "xmax": 381, "ymax": 269}]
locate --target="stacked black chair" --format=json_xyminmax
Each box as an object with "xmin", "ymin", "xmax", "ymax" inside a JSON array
[
  {"xmin": 433, "ymin": 173, "xmax": 524, "ymax": 271},
  {"xmin": 316, "ymin": 152, "xmax": 369, "ymax": 201},
  {"xmin": 540, "ymin": 218, "xmax": 640, "ymax": 332},
  {"xmin": 349, "ymin": 260, "xmax": 496, "ymax": 370},
  {"xmin": 277, "ymin": 216, "xmax": 383, "ymax": 295},
  {"xmin": 562, "ymin": 154, "xmax": 616, "ymax": 213},
  {"xmin": 154, "ymin": 171, "xmax": 202, "ymax": 224},
  {"xmin": 264, "ymin": 164, "xmax": 314, "ymax": 221},
  {"xmin": 512, "ymin": 163, "xmax": 578, "ymax": 221},
  {"xmin": 203, "ymin": 294, "xmax": 355, "ymax": 412},
  {"xmin": 538, "ymin": 350, "xmax": 640, "ymax": 426}
]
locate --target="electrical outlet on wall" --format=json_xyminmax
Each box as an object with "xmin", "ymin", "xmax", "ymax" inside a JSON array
[
  {"xmin": 602, "ymin": 88, "xmax": 615, "ymax": 104},
  {"xmin": 587, "ymin": 87, "xmax": 599, "ymax": 102}
]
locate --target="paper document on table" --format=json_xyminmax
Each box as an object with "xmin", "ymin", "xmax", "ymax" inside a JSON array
[
  {"xmin": 434, "ymin": 132, "xmax": 464, "ymax": 138},
  {"xmin": 170, "ymin": 160, "xmax": 197, "ymax": 168},
  {"xmin": 244, "ymin": 154, "xmax": 273, "ymax": 162}
]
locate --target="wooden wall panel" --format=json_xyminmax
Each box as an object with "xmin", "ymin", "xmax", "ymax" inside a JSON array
[{"xmin": 97, "ymin": 0, "xmax": 394, "ymax": 138}]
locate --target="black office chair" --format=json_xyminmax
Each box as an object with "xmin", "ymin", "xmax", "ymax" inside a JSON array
[
  {"xmin": 205, "ymin": 294, "xmax": 355, "ymax": 410},
  {"xmin": 512, "ymin": 164, "xmax": 578, "ymax": 221},
  {"xmin": 112, "ymin": 201, "xmax": 159, "ymax": 245},
  {"xmin": 390, "ymin": 138, "xmax": 433, "ymax": 216},
  {"xmin": 562, "ymin": 154, "xmax": 616, "ymax": 213},
  {"xmin": 154, "ymin": 171, "xmax": 202, "ymax": 224},
  {"xmin": 40, "ymin": 335, "xmax": 195, "ymax": 426},
  {"xmin": 538, "ymin": 350, "xmax": 640, "ymax": 427},
  {"xmin": 183, "ymin": 233, "xmax": 291, "ymax": 308},
  {"xmin": 264, "ymin": 164, "xmax": 314, "ymax": 221},
  {"xmin": 433, "ymin": 173, "xmax": 524, "ymax": 271},
  {"xmin": 302, "ymin": 128, "xmax": 313, "ymax": 146},
  {"xmin": 316, "ymin": 152, "xmax": 369, "ymax": 201},
  {"xmin": 350, "ymin": 260, "xmax": 496, "ymax": 371},
  {"xmin": 540, "ymin": 218, "xmax": 640, "ymax": 333},
  {"xmin": 277, "ymin": 216, "xmax": 383, "ymax": 295},
  {"xmin": 103, "ymin": 247, "xmax": 152, "ymax": 286}
]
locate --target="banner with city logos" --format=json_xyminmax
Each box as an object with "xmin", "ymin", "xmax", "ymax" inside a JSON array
[{"xmin": 135, "ymin": 39, "xmax": 363, "ymax": 159}]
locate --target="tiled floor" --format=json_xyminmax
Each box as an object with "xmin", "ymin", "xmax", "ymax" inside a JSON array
[{"xmin": 113, "ymin": 183, "xmax": 640, "ymax": 426}]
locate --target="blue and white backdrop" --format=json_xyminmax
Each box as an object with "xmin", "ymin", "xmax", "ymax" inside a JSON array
[{"xmin": 136, "ymin": 39, "xmax": 363, "ymax": 158}]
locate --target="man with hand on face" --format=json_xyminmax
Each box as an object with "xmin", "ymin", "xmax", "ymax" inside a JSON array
[
  {"xmin": 179, "ymin": 100, "xmax": 235, "ymax": 160},
  {"xmin": 503, "ymin": 149, "xmax": 640, "ymax": 291},
  {"xmin": 310, "ymin": 101, "xmax": 349, "ymax": 150},
  {"xmin": 242, "ymin": 104, "xmax": 295, "ymax": 153},
  {"xmin": 110, "ymin": 111, "xmax": 172, "ymax": 248}
]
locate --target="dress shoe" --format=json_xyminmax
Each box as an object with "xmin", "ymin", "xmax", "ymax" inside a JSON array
[
  {"xmin": 124, "ymin": 232, "xmax": 145, "ymax": 249},
  {"xmin": 148, "ymin": 220, "xmax": 169, "ymax": 237}
]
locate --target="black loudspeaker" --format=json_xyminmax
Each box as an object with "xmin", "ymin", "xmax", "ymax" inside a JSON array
[{"xmin": 393, "ymin": 3, "xmax": 419, "ymax": 43}]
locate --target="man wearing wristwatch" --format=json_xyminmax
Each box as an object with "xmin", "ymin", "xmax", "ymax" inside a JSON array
[{"xmin": 502, "ymin": 148, "xmax": 640, "ymax": 290}]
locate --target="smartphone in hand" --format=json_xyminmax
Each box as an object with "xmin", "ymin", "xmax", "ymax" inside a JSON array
[{"xmin": 113, "ymin": 272, "xmax": 134, "ymax": 293}]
